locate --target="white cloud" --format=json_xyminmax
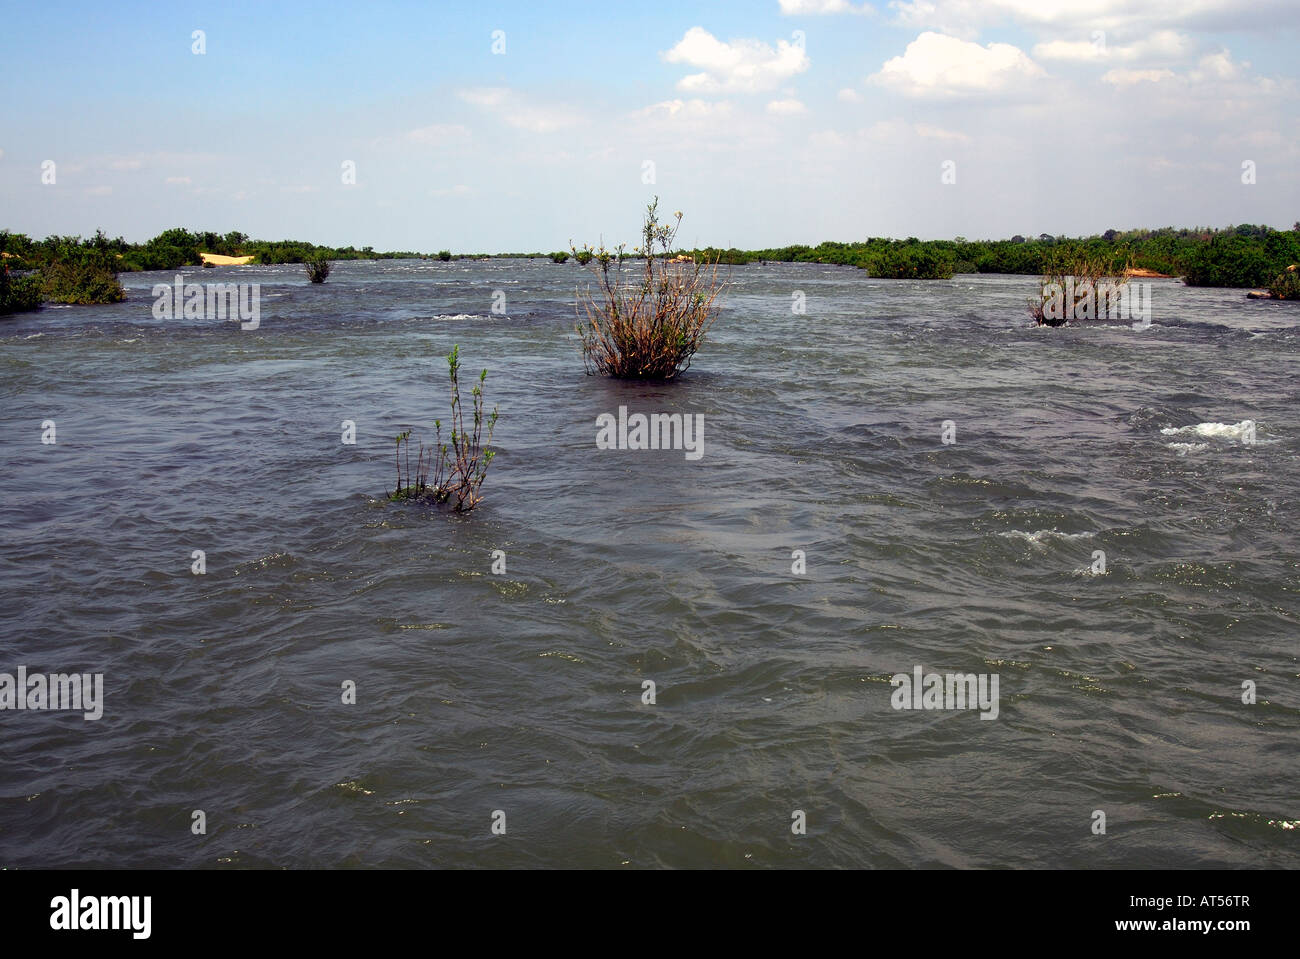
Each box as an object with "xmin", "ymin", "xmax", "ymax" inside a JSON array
[
  {"xmin": 870, "ymin": 31, "xmax": 1045, "ymax": 97},
  {"xmin": 766, "ymin": 97, "xmax": 808, "ymax": 114},
  {"xmin": 887, "ymin": 0, "xmax": 1277, "ymax": 38},
  {"xmin": 914, "ymin": 122, "xmax": 970, "ymax": 142},
  {"xmin": 837, "ymin": 87, "xmax": 863, "ymax": 101},
  {"xmin": 1192, "ymin": 50, "xmax": 1244, "ymax": 81},
  {"xmin": 457, "ymin": 87, "xmax": 510, "ymax": 108},
  {"xmin": 662, "ymin": 26, "xmax": 810, "ymax": 93},
  {"xmin": 164, "ymin": 176, "xmax": 191, "ymax": 185},
  {"xmin": 457, "ymin": 87, "xmax": 581, "ymax": 133},
  {"xmin": 1034, "ymin": 30, "xmax": 1192, "ymax": 63},
  {"xmin": 636, "ymin": 98, "xmax": 735, "ymax": 120},
  {"xmin": 778, "ymin": 0, "xmax": 873, "ymax": 13},
  {"xmin": 1102, "ymin": 68, "xmax": 1175, "ymax": 86},
  {"xmin": 84, "ymin": 185, "xmax": 112, "ymax": 196},
  {"xmin": 430, "ymin": 184, "xmax": 472, "ymax": 197}
]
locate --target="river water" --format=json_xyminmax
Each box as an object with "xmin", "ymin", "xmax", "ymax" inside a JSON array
[{"xmin": 1, "ymin": 259, "xmax": 1296, "ymax": 868}]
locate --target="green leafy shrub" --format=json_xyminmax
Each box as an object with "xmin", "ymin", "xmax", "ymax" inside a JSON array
[
  {"xmin": 438, "ymin": 250, "xmax": 452, "ymax": 262},
  {"xmin": 40, "ymin": 259, "xmax": 125, "ymax": 304},
  {"xmin": 304, "ymin": 255, "xmax": 332, "ymax": 283},
  {"xmin": 0, "ymin": 267, "xmax": 43, "ymax": 314},
  {"xmin": 1181, "ymin": 235, "xmax": 1273, "ymax": 287},
  {"xmin": 390, "ymin": 345, "xmax": 499, "ymax": 512},
  {"xmin": 574, "ymin": 249, "xmax": 593, "ymax": 266},
  {"xmin": 550, "ymin": 251, "xmax": 570, "ymax": 264},
  {"xmin": 861, "ymin": 243, "xmax": 954, "ymax": 279},
  {"xmin": 1029, "ymin": 246, "xmax": 1131, "ymax": 326},
  {"xmin": 1267, "ymin": 268, "xmax": 1300, "ymax": 300},
  {"xmin": 574, "ymin": 198, "xmax": 724, "ymax": 380}
]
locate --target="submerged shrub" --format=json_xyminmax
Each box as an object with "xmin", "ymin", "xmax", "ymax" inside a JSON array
[
  {"xmin": 550, "ymin": 251, "xmax": 570, "ymax": 264},
  {"xmin": 390, "ymin": 345, "xmax": 499, "ymax": 512},
  {"xmin": 304, "ymin": 255, "xmax": 332, "ymax": 283},
  {"xmin": 39, "ymin": 259, "xmax": 125, "ymax": 305},
  {"xmin": 1267, "ymin": 267, "xmax": 1300, "ymax": 300},
  {"xmin": 438, "ymin": 250, "xmax": 452, "ymax": 262},
  {"xmin": 0, "ymin": 266, "xmax": 43, "ymax": 314},
  {"xmin": 1029, "ymin": 247, "xmax": 1131, "ymax": 326},
  {"xmin": 574, "ymin": 197, "xmax": 724, "ymax": 379},
  {"xmin": 574, "ymin": 249, "xmax": 593, "ymax": 266}
]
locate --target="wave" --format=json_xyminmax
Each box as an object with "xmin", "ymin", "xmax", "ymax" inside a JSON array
[
  {"xmin": 1160, "ymin": 420, "xmax": 1257, "ymax": 441},
  {"xmin": 998, "ymin": 529, "xmax": 1096, "ymax": 548}
]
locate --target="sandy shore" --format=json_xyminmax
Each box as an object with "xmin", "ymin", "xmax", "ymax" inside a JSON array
[{"xmin": 200, "ymin": 252, "xmax": 255, "ymax": 266}]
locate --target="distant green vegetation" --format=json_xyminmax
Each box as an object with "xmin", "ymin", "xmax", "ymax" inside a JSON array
[
  {"xmin": 0, "ymin": 231, "xmax": 127, "ymax": 306},
  {"xmin": 550, "ymin": 251, "xmax": 570, "ymax": 264},
  {"xmin": 684, "ymin": 223, "xmax": 1300, "ymax": 288},
  {"xmin": 437, "ymin": 250, "xmax": 452, "ymax": 262},
  {"xmin": 40, "ymin": 259, "xmax": 127, "ymax": 304},
  {"xmin": 0, "ymin": 228, "xmax": 425, "ymax": 274},
  {"xmin": 0, "ymin": 265, "xmax": 43, "ymax": 314}
]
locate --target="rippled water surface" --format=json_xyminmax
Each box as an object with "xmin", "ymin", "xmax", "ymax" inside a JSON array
[{"xmin": 2, "ymin": 260, "xmax": 1297, "ymax": 868}]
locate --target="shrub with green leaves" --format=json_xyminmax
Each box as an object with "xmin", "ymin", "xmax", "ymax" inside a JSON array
[
  {"xmin": 1181, "ymin": 235, "xmax": 1274, "ymax": 287},
  {"xmin": 550, "ymin": 251, "xmax": 570, "ymax": 264},
  {"xmin": 304, "ymin": 255, "xmax": 332, "ymax": 283},
  {"xmin": 438, "ymin": 250, "xmax": 452, "ymax": 262},
  {"xmin": 860, "ymin": 243, "xmax": 955, "ymax": 279},
  {"xmin": 574, "ymin": 198, "xmax": 724, "ymax": 380},
  {"xmin": 0, "ymin": 267, "xmax": 43, "ymax": 314},
  {"xmin": 40, "ymin": 259, "xmax": 125, "ymax": 304},
  {"xmin": 1267, "ymin": 269, "xmax": 1300, "ymax": 300},
  {"xmin": 390, "ymin": 345, "xmax": 499, "ymax": 512}
]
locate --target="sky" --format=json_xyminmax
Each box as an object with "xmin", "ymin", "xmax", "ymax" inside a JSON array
[{"xmin": 1, "ymin": 0, "xmax": 1297, "ymax": 252}]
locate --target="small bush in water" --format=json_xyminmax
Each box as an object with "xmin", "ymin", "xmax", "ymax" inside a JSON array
[{"xmin": 390, "ymin": 345, "xmax": 499, "ymax": 512}]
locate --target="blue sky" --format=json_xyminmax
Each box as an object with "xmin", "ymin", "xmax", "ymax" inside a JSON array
[{"xmin": 1, "ymin": 0, "xmax": 1297, "ymax": 251}]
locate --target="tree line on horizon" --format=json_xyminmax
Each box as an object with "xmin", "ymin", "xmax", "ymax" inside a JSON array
[
  {"xmin": 3, "ymin": 221, "xmax": 1299, "ymax": 313},
  {"xmin": 686, "ymin": 222, "xmax": 1300, "ymax": 286}
]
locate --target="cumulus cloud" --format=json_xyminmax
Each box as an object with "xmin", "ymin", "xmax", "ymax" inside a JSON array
[
  {"xmin": 766, "ymin": 97, "xmax": 808, "ymax": 114},
  {"xmin": 837, "ymin": 87, "xmax": 863, "ymax": 101},
  {"xmin": 887, "ymin": 0, "xmax": 1286, "ymax": 38},
  {"xmin": 636, "ymin": 98, "xmax": 735, "ymax": 120},
  {"xmin": 662, "ymin": 26, "xmax": 810, "ymax": 93},
  {"xmin": 1034, "ymin": 30, "xmax": 1192, "ymax": 63},
  {"xmin": 1102, "ymin": 68, "xmax": 1176, "ymax": 86},
  {"xmin": 870, "ymin": 31, "xmax": 1045, "ymax": 97},
  {"xmin": 914, "ymin": 122, "xmax": 970, "ymax": 142}
]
